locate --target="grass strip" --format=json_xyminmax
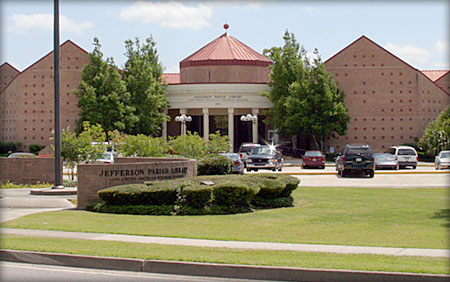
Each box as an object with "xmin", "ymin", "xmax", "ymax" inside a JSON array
[
  {"xmin": 2, "ymin": 187, "xmax": 448, "ymax": 249},
  {"xmin": 1, "ymin": 234, "xmax": 449, "ymax": 275}
]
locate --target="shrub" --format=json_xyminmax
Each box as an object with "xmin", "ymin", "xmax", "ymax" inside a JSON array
[
  {"xmin": 249, "ymin": 173, "xmax": 300, "ymax": 197},
  {"xmin": 169, "ymin": 132, "xmax": 207, "ymax": 159},
  {"xmin": 212, "ymin": 180, "xmax": 259, "ymax": 207},
  {"xmin": 251, "ymin": 196, "xmax": 294, "ymax": 209},
  {"xmin": 197, "ymin": 154, "xmax": 233, "ymax": 175},
  {"xmin": 98, "ymin": 183, "xmax": 179, "ymax": 206},
  {"xmin": 180, "ymin": 184, "xmax": 212, "ymax": 209},
  {"xmin": 87, "ymin": 202, "xmax": 173, "ymax": 215},
  {"xmin": 0, "ymin": 142, "xmax": 16, "ymax": 154},
  {"xmin": 29, "ymin": 144, "xmax": 46, "ymax": 155},
  {"xmin": 243, "ymin": 175, "xmax": 285, "ymax": 198}
]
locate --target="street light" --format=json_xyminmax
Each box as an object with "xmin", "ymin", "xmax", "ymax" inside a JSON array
[
  {"xmin": 240, "ymin": 114, "xmax": 257, "ymax": 124},
  {"xmin": 175, "ymin": 114, "xmax": 192, "ymax": 135}
]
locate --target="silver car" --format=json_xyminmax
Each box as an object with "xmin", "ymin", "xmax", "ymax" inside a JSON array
[
  {"xmin": 435, "ymin": 150, "xmax": 450, "ymax": 170},
  {"xmin": 219, "ymin": 153, "xmax": 245, "ymax": 174}
]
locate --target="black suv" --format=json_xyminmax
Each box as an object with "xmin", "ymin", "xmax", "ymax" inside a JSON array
[{"xmin": 335, "ymin": 144, "xmax": 375, "ymax": 177}]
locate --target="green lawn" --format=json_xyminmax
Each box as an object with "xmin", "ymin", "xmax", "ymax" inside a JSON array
[
  {"xmin": 2, "ymin": 234, "xmax": 449, "ymax": 274},
  {"xmin": 2, "ymin": 187, "xmax": 448, "ymax": 249}
]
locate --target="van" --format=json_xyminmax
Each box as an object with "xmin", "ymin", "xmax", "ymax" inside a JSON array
[{"xmin": 388, "ymin": 146, "xmax": 418, "ymax": 169}]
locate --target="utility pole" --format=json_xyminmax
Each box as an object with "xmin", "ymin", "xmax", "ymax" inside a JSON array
[{"xmin": 53, "ymin": 0, "xmax": 63, "ymax": 189}]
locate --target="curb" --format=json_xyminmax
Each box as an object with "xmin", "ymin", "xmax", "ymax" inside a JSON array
[{"xmin": 1, "ymin": 250, "xmax": 448, "ymax": 282}]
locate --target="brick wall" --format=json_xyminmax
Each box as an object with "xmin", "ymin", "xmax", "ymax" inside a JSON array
[
  {"xmin": 0, "ymin": 157, "xmax": 61, "ymax": 184},
  {"xmin": 77, "ymin": 157, "xmax": 197, "ymax": 209}
]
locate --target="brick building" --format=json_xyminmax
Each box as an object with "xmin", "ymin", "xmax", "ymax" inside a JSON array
[{"xmin": 1, "ymin": 34, "xmax": 448, "ymax": 153}]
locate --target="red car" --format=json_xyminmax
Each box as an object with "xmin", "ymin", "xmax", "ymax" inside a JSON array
[{"xmin": 302, "ymin": 150, "xmax": 326, "ymax": 169}]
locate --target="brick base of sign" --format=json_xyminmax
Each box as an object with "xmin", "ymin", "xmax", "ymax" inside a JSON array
[{"xmin": 77, "ymin": 157, "xmax": 197, "ymax": 209}]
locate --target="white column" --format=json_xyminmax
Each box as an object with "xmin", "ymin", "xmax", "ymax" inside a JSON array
[
  {"xmin": 203, "ymin": 108, "xmax": 209, "ymax": 141},
  {"xmin": 162, "ymin": 109, "xmax": 168, "ymax": 140},
  {"xmin": 180, "ymin": 108, "xmax": 187, "ymax": 135},
  {"xmin": 252, "ymin": 108, "xmax": 259, "ymax": 144},
  {"xmin": 228, "ymin": 108, "xmax": 234, "ymax": 152}
]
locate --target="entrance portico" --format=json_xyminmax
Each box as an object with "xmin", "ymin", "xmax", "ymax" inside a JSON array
[{"xmin": 164, "ymin": 83, "xmax": 273, "ymax": 152}]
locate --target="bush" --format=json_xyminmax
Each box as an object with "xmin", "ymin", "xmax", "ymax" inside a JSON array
[
  {"xmin": 0, "ymin": 142, "xmax": 16, "ymax": 154},
  {"xmin": 87, "ymin": 202, "xmax": 173, "ymax": 215},
  {"xmin": 98, "ymin": 183, "xmax": 179, "ymax": 206},
  {"xmin": 197, "ymin": 154, "xmax": 233, "ymax": 175},
  {"xmin": 245, "ymin": 173, "xmax": 300, "ymax": 198},
  {"xmin": 179, "ymin": 184, "xmax": 212, "ymax": 209},
  {"xmin": 169, "ymin": 132, "xmax": 207, "ymax": 159},
  {"xmin": 243, "ymin": 175, "xmax": 285, "ymax": 198},
  {"xmin": 212, "ymin": 180, "xmax": 259, "ymax": 207},
  {"xmin": 251, "ymin": 196, "xmax": 294, "ymax": 209},
  {"xmin": 29, "ymin": 144, "xmax": 46, "ymax": 155}
]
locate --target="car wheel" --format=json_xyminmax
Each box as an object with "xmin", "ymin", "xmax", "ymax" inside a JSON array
[
  {"xmin": 254, "ymin": 169, "xmax": 259, "ymax": 172},
  {"xmin": 321, "ymin": 166, "xmax": 325, "ymax": 169},
  {"xmin": 278, "ymin": 166, "xmax": 282, "ymax": 172},
  {"xmin": 412, "ymin": 165, "xmax": 416, "ymax": 169},
  {"xmin": 341, "ymin": 170, "xmax": 347, "ymax": 177},
  {"xmin": 369, "ymin": 170, "xmax": 374, "ymax": 178}
]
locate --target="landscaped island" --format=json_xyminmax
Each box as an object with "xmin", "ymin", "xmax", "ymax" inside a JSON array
[{"xmin": 88, "ymin": 174, "xmax": 300, "ymax": 215}]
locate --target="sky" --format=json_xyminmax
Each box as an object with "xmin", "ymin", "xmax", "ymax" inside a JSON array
[{"xmin": 1, "ymin": 0, "xmax": 449, "ymax": 73}]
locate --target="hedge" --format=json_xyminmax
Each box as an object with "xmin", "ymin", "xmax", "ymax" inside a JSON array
[
  {"xmin": 95, "ymin": 174, "xmax": 300, "ymax": 215},
  {"xmin": 197, "ymin": 154, "xmax": 233, "ymax": 175},
  {"xmin": 211, "ymin": 180, "xmax": 260, "ymax": 207},
  {"xmin": 87, "ymin": 203, "xmax": 173, "ymax": 215}
]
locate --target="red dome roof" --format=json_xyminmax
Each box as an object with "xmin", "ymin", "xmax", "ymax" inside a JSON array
[{"xmin": 180, "ymin": 32, "xmax": 271, "ymax": 68}]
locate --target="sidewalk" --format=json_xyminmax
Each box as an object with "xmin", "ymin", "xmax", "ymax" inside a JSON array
[{"xmin": 2, "ymin": 228, "xmax": 448, "ymax": 258}]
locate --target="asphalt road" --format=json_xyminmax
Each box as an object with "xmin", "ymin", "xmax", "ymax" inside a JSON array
[{"xmin": 0, "ymin": 262, "xmax": 272, "ymax": 282}]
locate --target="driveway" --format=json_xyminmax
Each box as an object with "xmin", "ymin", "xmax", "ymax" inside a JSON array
[{"xmin": 0, "ymin": 189, "xmax": 76, "ymax": 223}]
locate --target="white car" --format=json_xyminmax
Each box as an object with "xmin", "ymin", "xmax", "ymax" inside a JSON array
[
  {"xmin": 388, "ymin": 146, "xmax": 418, "ymax": 169},
  {"xmin": 96, "ymin": 152, "xmax": 115, "ymax": 164},
  {"xmin": 435, "ymin": 150, "xmax": 450, "ymax": 170}
]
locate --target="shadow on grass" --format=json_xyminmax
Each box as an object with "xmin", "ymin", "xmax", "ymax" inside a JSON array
[{"xmin": 432, "ymin": 209, "xmax": 450, "ymax": 228}]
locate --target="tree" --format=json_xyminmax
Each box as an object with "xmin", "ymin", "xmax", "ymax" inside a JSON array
[
  {"xmin": 115, "ymin": 134, "xmax": 168, "ymax": 157},
  {"xmin": 419, "ymin": 106, "xmax": 450, "ymax": 156},
  {"xmin": 262, "ymin": 31, "xmax": 349, "ymax": 151},
  {"xmin": 123, "ymin": 37, "xmax": 169, "ymax": 136},
  {"xmin": 74, "ymin": 38, "xmax": 137, "ymax": 136}
]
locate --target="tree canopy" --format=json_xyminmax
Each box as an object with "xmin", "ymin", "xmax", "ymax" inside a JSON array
[
  {"xmin": 74, "ymin": 38, "xmax": 137, "ymax": 135},
  {"xmin": 419, "ymin": 106, "xmax": 450, "ymax": 156},
  {"xmin": 123, "ymin": 37, "xmax": 169, "ymax": 136},
  {"xmin": 262, "ymin": 31, "xmax": 349, "ymax": 151}
]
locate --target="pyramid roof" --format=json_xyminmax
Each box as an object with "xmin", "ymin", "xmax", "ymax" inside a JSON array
[{"xmin": 180, "ymin": 32, "xmax": 271, "ymax": 68}]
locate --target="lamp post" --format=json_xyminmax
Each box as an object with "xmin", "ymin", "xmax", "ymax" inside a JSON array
[
  {"xmin": 240, "ymin": 114, "xmax": 257, "ymax": 143},
  {"xmin": 175, "ymin": 114, "xmax": 192, "ymax": 135}
]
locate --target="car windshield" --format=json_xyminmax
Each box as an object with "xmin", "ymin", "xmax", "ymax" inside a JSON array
[
  {"xmin": 346, "ymin": 147, "xmax": 372, "ymax": 156},
  {"xmin": 398, "ymin": 149, "xmax": 416, "ymax": 155},
  {"xmin": 240, "ymin": 146, "xmax": 255, "ymax": 153},
  {"xmin": 101, "ymin": 154, "xmax": 112, "ymax": 160},
  {"xmin": 305, "ymin": 151, "xmax": 322, "ymax": 157},
  {"xmin": 221, "ymin": 154, "xmax": 239, "ymax": 161},
  {"xmin": 374, "ymin": 153, "xmax": 395, "ymax": 161},
  {"xmin": 440, "ymin": 152, "xmax": 450, "ymax": 158},
  {"xmin": 252, "ymin": 147, "xmax": 273, "ymax": 155}
]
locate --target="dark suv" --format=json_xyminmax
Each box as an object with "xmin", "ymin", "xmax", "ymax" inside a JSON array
[
  {"xmin": 335, "ymin": 144, "xmax": 375, "ymax": 178},
  {"xmin": 246, "ymin": 145, "xmax": 283, "ymax": 172}
]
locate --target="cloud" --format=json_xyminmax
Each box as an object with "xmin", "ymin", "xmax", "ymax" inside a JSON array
[
  {"xmin": 435, "ymin": 40, "xmax": 449, "ymax": 53},
  {"xmin": 384, "ymin": 42, "xmax": 430, "ymax": 67},
  {"xmin": 8, "ymin": 13, "xmax": 94, "ymax": 36},
  {"xmin": 120, "ymin": 1, "xmax": 212, "ymax": 30},
  {"xmin": 432, "ymin": 61, "xmax": 449, "ymax": 69}
]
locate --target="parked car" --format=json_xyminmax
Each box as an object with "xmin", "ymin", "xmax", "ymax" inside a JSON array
[
  {"xmin": 246, "ymin": 145, "xmax": 283, "ymax": 172},
  {"xmin": 387, "ymin": 146, "xmax": 418, "ymax": 169},
  {"xmin": 238, "ymin": 143, "xmax": 261, "ymax": 167},
  {"xmin": 374, "ymin": 153, "xmax": 399, "ymax": 170},
  {"xmin": 302, "ymin": 150, "xmax": 325, "ymax": 169},
  {"xmin": 335, "ymin": 144, "xmax": 375, "ymax": 177},
  {"xmin": 95, "ymin": 152, "xmax": 115, "ymax": 164},
  {"xmin": 435, "ymin": 150, "xmax": 450, "ymax": 170},
  {"xmin": 7, "ymin": 152, "xmax": 37, "ymax": 158},
  {"xmin": 219, "ymin": 153, "xmax": 245, "ymax": 174}
]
